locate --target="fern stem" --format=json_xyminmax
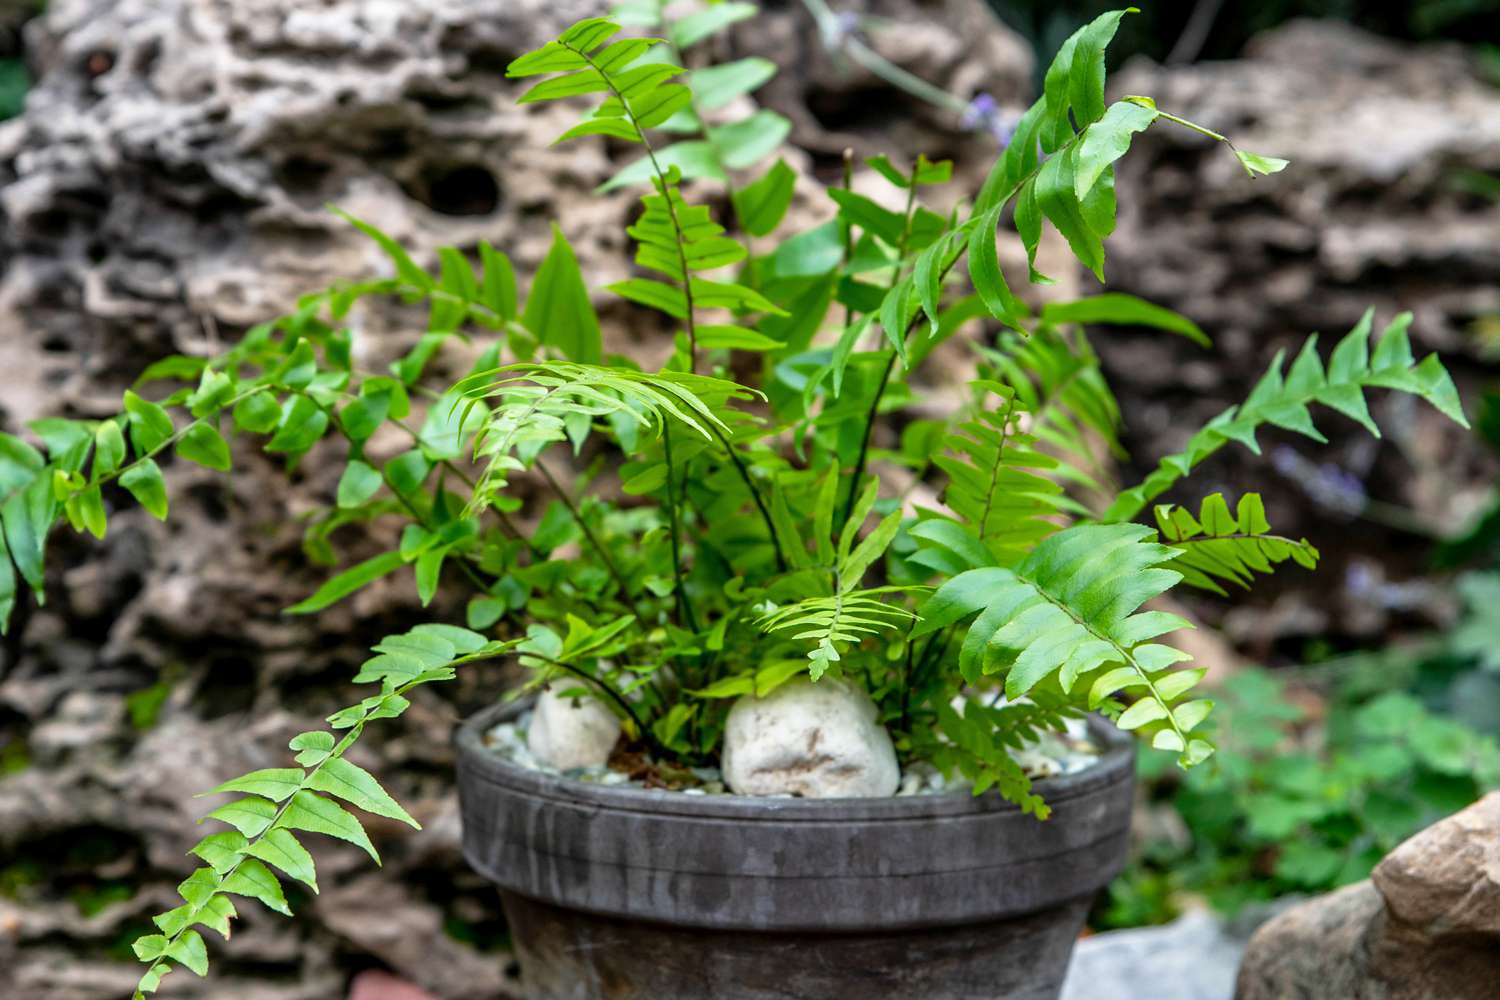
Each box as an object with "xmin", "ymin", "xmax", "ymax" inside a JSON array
[
  {"xmin": 567, "ymin": 38, "xmax": 699, "ymax": 373},
  {"xmin": 839, "ymin": 180, "xmax": 918, "ymax": 531},
  {"xmin": 704, "ymin": 421, "xmax": 787, "ymax": 572},
  {"xmin": 661, "ymin": 422, "xmax": 699, "ymax": 634},
  {"xmin": 975, "ymin": 393, "xmax": 1018, "ymax": 536},
  {"xmin": 534, "ymin": 458, "xmax": 645, "ymax": 621},
  {"xmin": 840, "ymin": 147, "xmax": 855, "ymax": 333}
]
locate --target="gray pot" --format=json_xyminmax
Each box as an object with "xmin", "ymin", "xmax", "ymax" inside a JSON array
[{"xmin": 456, "ymin": 701, "xmax": 1134, "ymax": 1000}]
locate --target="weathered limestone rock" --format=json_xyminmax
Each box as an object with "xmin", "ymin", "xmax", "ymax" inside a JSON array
[
  {"xmin": 722, "ymin": 678, "xmax": 899, "ymax": 798},
  {"xmin": 1111, "ymin": 21, "xmax": 1500, "ymax": 352},
  {"xmin": 1372, "ymin": 789, "xmax": 1500, "ymax": 938},
  {"xmin": 526, "ymin": 684, "xmax": 622, "ymax": 771},
  {"xmin": 1235, "ymin": 792, "xmax": 1500, "ymax": 1000}
]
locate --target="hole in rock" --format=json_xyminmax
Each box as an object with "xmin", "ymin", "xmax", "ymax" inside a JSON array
[
  {"xmin": 411, "ymin": 163, "xmax": 501, "ymax": 217},
  {"xmin": 83, "ymin": 50, "xmax": 114, "ymax": 78},
  {"xmin": 276, "ymin": 156, "xmax": 334, "ymax": 196}
]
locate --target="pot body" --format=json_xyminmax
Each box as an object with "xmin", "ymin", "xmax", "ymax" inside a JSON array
[{"xmin": 456, "ymin": 702, "xmax": 1134, "ymax": 1000}]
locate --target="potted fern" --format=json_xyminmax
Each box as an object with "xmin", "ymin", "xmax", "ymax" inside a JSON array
[{"xmin": 0, "ymin": 6, "xmax": 1469, "ymax": 999}]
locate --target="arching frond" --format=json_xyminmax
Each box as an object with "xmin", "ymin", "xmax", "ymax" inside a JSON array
[
  {"xmin": 756, "ymin": 480, "xmax": 917, "ymax": 679},
  {"xmin": 978, "ymin": 327, "xmax": 1122, "ymax": 495},
  {"xmin": 453, "ymin": 363, "xmax": 758, "ymax": 508},
  {"xmin": 1106, "ymin": 310, "xmax": 1470, "ymax": 521},
  {"xmin": 915, "ymin": 523, "xmax": 1212, "ymax": 766}
]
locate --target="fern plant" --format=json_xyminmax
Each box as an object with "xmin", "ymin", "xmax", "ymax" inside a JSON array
[{"xmin": 0, "ymin": 6, "xmax": 1472, "ymax": 995}]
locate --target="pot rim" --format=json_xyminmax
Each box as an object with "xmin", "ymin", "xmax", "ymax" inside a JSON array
[{"xmin": 456, "ymin": 698, "xmax": 1135, "ymax": 823}]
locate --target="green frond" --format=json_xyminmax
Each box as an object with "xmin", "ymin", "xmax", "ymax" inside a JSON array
[
  {"xmin": 132, "ymin": 624, "xmax": 510, "ymax": 998},
  {"xmin": 914, "ymin": 523, "xmax": 1213, "ymax": 766},
  {"xmin": 454, "ymin": 363, "xmax": 758, "ymax": 507},
  {"xmin": 929, "ymin": 381, "xmax": 1071, "ymax": 565},
  {"xmin": 1105, "ymin": 311, "xmax": 1470, "ymax": 521},
  {"xmin": 758, "ymin": 587, "xmax": 915, "ymax": 680},
  {"xmin": 978, "ymin": 327, "xmax": 1123, "ymax": 494},
  {"xmin": 1155, "ymin": 492, "xmax": 1319, "ymax": 595},
  {"xmin": 756, "ymin": 479, "xmax": 917, "ymax": 677}
]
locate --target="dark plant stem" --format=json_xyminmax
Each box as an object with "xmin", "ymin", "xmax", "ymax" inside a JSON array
[
  {"xmin": 534, "ymin": 458, "xmax": 643, "ymax": 621},
  {"xmin": 534, "ymin": 654, "xmax": 667, "ymax": 759},
  {"xmin": 841, "ymin": 350, "xmax": 898, "ymax": 531},
  {"xmin": 661, "ymin": 422, "xmax": 699, "ymax": 634},
  {"xmin": 838, "ymin": 181, "xmax": 918, "ymax": 532},
  {"xmin": 571, "ymin": 40, "xmax": 698, "ymax": 373},
  {"xmin": 840, "ymin": 147, "xmax": 855, "ymax": 333},
  {"xmin": 705, "ymin": 421, "xmax": 787, "ymax": 573}
]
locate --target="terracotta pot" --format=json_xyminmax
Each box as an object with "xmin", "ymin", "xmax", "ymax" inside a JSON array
[{"xmin": 456, "ymin": 701, "xmax": 1134, "ymax": 1000}]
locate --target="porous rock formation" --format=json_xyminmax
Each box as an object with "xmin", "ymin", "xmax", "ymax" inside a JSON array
[{"xmin": 0, "ymin": 0, "xmax": 1028, "ymax": 996}]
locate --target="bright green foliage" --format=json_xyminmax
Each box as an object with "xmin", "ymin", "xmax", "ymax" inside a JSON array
[
  {"xmin": 923, "ymin": 695, "xmax": 1084, "ymax": 818},
  {"xmin": 127, "ymin": 625, "xmax": 514, "ymax": 997},
  {"xmin": 1155, "ymin": 493, "xmax": 1320, "ymax": 595},
  {"xmin": 0, "ymin": 8, "xmax": 1476, "ymax": 991},
  {"xmin": 756, "ymin": 481, "xmax": 914, "ymax": 679},
  {"xmin": 926, "ymin": 382, "xmax": 1066, "ymax": 564},
  {"xmin": 915, "ymin": 524, "xmax": 1213, "ymax": 766},
  {"xmin": 1106, "ymin": 310, "xmax": 1470, "ymax": 521}
]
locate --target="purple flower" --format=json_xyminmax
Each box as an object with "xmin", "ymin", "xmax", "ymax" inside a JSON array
[{"xmin": 961, "ymin": 92, "xmax": 1021, "ymax": 148}]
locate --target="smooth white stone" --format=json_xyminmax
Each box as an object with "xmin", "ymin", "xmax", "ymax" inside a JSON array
[
  {"xmin": 526, "ymin": 683, "xmax": 622, "ymax": 771},
  {"xmin": 721, "ymin": 678, "xmax": 899, "ymax": 798}
]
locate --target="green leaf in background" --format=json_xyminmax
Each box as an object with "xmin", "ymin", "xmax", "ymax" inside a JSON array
[
  {"xmin": 478, "ymin": 241, "xmax": 519, "ymax": 321},
  {"xmin": 708, "ymin": 109, "xmax": 791, "ymax": 170},
  {"xmin": 336, "ymin": 461, "xmax": 383, "ymax": 509},
  {"xmin": 733, "ymin": 159, "xmax": 796, "ymax": 237},
  {"xmin": 522, "ymin": 224, "xmax": 603, "ymax": 364},
  {"xmin": 600, "ymin": 140, "xmax": 725, "ymax": 191},
  {"xmin": 284, "ymin": 550, "xmax": 406, "ymax": 614},
  {"xmin": 120, "ymin": 459, "xmax": 169, "ymax": 520},
  {"xmin": 690, "ymin": 57, "xmax": 775, "ymax": 111},
  {"xmin": 1041, "ymin": 293, "xmax": 1208, "ymax": 347},
  {"xmin": 384, "ymin": 450, "xmax": 432, "ymax": 497},
  {"xmin": 176, "ymin": 424, "xmax": 232, "ymax": 471},
  {"xmin": 671, "ymin": 1, "xmax": 755, "ymax": 48}
]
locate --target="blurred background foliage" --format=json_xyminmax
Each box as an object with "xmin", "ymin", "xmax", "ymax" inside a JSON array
[{"xmin": 989, "ymin": 0, "xmax": 1500, "ymax": 75}]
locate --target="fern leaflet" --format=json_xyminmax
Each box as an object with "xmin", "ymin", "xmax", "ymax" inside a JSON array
[
  {"xmin": 1155, "ymin": 492, "xmax": 1319, "ymax": 595},
  {"xmin": 1106, "ymin": 310, "xmax": 1469, "ymax": 521}
]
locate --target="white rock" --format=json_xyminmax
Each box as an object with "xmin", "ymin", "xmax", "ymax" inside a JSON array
[
  {"xmin": 721, "ymin": 679, "xmax": 899, "ymax": 798},
  {"xmin": 526, "ymin": 683, "xmax": 622, "ymax": 771}
]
